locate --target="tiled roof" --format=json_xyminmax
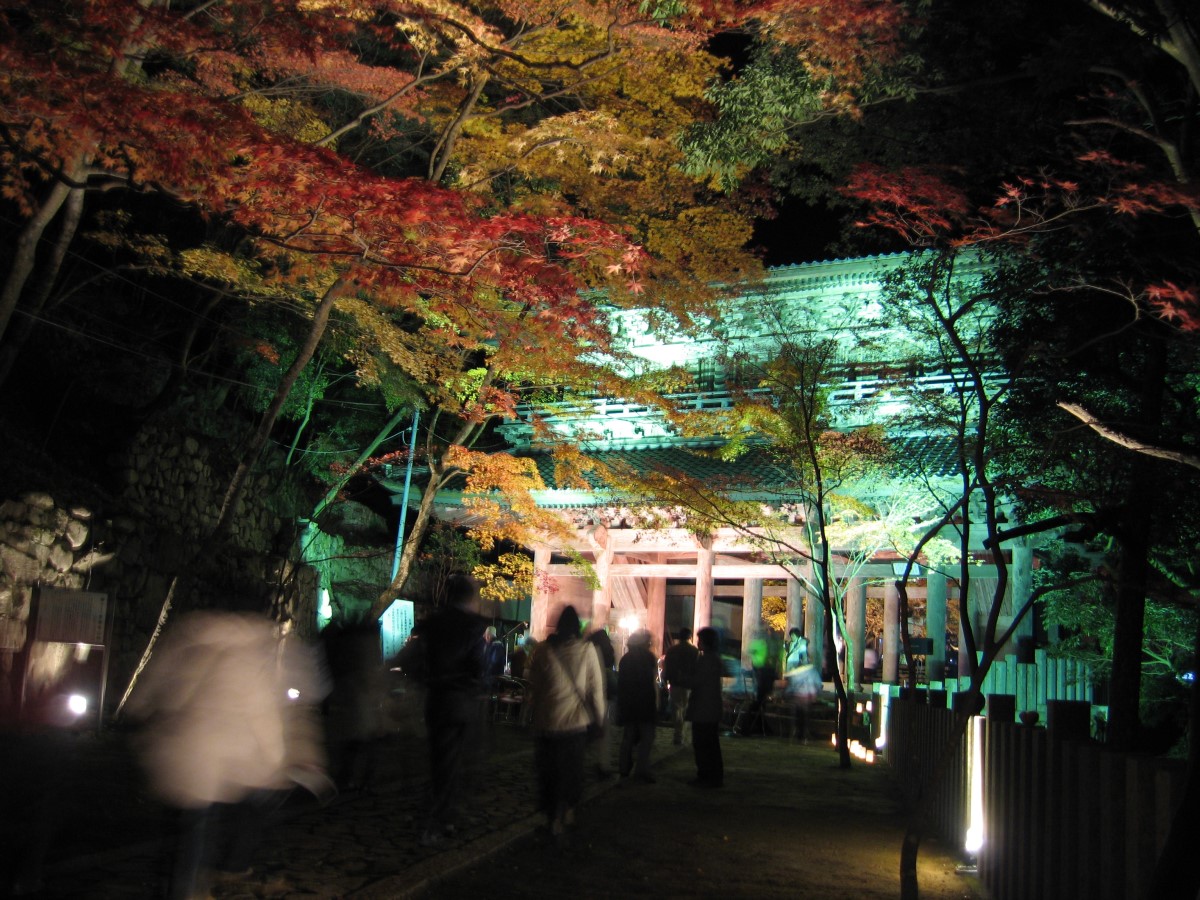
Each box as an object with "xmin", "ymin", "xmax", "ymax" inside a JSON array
[
  {"xmin": 527, "ymin": 443, "xmax": 797, "ymax": 493},
  {"xmin": 381, "ymin": 433, "xmax": 964, "ymax": 508},
  {"xmin": 887, "ymin": 434, "xmax": 963, "ymax": 479},
  {"xmin": 523, "ymin": 433, "xmax": 963, "ymax": 508}
]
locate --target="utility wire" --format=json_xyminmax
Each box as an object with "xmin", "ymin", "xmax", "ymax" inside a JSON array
[{"xmin": 9, "ymin": 307, "xmax": 389, "ymax": 411}]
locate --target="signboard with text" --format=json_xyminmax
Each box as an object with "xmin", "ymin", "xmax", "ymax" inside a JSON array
[
  {"xmin": 35, "ymin": 588, "xmax": 109, "ymax": 645},
  {"xmin": 380, "ymin": 599, "xmax": 415, "ymax": 661}
]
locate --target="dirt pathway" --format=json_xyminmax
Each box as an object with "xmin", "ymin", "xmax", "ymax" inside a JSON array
[{"xmin": 413, "ymin": 736, "xmax": 983, "ymax": 900}]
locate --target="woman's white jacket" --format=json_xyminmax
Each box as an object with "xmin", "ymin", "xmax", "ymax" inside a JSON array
[{"xmin": 526, "ymin": 637, "xmax": 606, "ymax": 735}]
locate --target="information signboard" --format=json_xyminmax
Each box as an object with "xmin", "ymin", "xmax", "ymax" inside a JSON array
[
  {"xmin": 380, "ymin": 598, "xmax": 415, "ymax": 661},
  {"xmin": 34, "ymin": 589, "xmax": 109, "ymax": 645}
]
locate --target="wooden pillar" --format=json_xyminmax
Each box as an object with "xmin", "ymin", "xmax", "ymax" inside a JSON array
[
  {"xmin": 845, "ymin": 577, "xmax": 866, "ymax": 689},
  {"xmin": 691, "ymin": 534, "xmax": 714, "ymax": 635},
  {"xmin": 590, "ymin": 527, "xmax": 613, "ymax": 632},
  {"xmin": 882, "ymin": 580, "xmax": 900, "ymax": 684},
  {"xmin": 531, "ymin": 545, "xmax": 553, "ymax": 641},
  {"xmin": 741, "ymin": 578, "xmax": 763, "ymax": 670},
  {"xmin": 647, "ymin": 571, "xmax": 667, "ymax": 657},
  {"xmin": 926, "ymin": 570, "xmax": 948, "ymax": 683},
  {"xmin": 786, "ymin": 567, "xmax": 804, "ymax": 636}
]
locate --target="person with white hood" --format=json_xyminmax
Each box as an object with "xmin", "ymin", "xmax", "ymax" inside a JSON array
[
  {"xmin": 128, "ymin": 605, "xmax": 331, "ymax": 899},
  {"xmin": 526, "ymin": 605, "xmax": 605, "ymax": 842}
]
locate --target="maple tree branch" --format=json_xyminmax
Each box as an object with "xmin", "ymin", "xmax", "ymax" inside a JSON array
[
  {"xmin": 1057, "ymin": 401, "xmax": 1200, "ymax": 471},
  {"xmin": 1068, "ymin": 65, "xmax": 1200, "ymax": 235},
  {"xmin": 1086, "ymin": 0, "xmax": 1200, "ymax": 92},
  {"xmin": 429, "ymin": 74, "xmax": 490, "ymax": 183},
  {"xmin": 0, "ymin": 123, "xmax": 96, "ymax": 190},
  {"xmin": 211, "ymin": 275, "xmax": 346, "ymax": 541},
  {"xmin": 476, "ymin": 67, "xmax": 617, "ymax": 119},
  {"xmin": 1091, "ymin": 65, "xmax": 1163, "ymax": 129},
  {"xmin": 313, "ymin": 61, "xmax": 446, "ymax": 149},
  {"xmin": 393, "ymin": 4, "xmax": 624, "ymax": 180},
  {"xmin": 1050, "ymin": 280, "xmax": 1143, "ymax": 356},
  {"xmin": 1068, "ymin": 114, "xmax": 1179, "ymax": 158},
  {"xmin": 179, "ymin": 0, "xmax": 224, "ymax": 23},
  {"xmin": 427, "ymin": 12, "xmax": 620, "ymax": 73},
  {"xmin": 458, "ymin": 136, "xmax": 585, "ymax": 191},
  {"xmin": 1086, "ymin": 1, "xmax": 1164, "ymax": 50},
  {"xmin": 249, "ymin": 228, "xmax": 484, "ymax": 280},
  {"xmin": 985, "ymin": 512, "xmax": 1099, "ymax": 548}
]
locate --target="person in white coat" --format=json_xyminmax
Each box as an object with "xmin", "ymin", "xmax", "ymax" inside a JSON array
[
  {"xmin": 128, "ymin": 608, "xmax": 330, "ymax": 899},
  {"xmin": 526, "ymin": 605, "xmax": 605, "ymax": 841}
]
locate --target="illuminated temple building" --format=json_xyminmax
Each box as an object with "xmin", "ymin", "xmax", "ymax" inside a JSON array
[{"xmin": 387, "ymin": 252, "xmax": 1040, "ymax": 690}]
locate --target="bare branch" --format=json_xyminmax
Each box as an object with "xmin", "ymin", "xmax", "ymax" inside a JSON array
[{"xmin": 1057, "ymin": 401, "xmax": 1200, "ymax": 470}]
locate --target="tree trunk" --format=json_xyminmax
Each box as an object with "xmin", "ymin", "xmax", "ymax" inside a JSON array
[
  {"xmin": 1145, "ymin": 612, "xmax": 1200, "ymax": 897},
  {"xmin": 367, "ymin": 456, "xmax": 444, "ymax": 620},
  {"xmin": 832, "ymin": 660, "xmax": 852, "ymax": 769},
  {"xmin": 813, "ymin": 570, "xmax": 852, "ymax": 767},
  {"xmin": 210, "ymin": 278, "xmax": 343, "ymax": 543},
  {"xmin": 0, "ymin": 176, "xmax": 77, "ymax": 345},
  {"xmin": 1107, "ymin": 346, "xmax": 1166, "ymax": 751},
  {"xmin": 0, "ymin": 183, "xmax": 85, "ymax": 389},
  {"xmin": 1106, "ymin": 511, "xmax": 1150, "ymax": 751},
  {"xmin": 112, "ymin": 576, "xmax": 178, "ymax": 720}
]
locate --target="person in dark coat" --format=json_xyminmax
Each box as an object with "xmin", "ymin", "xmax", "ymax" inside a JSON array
[
  {"xmin": 662, "ymin": 628, "xmax": 698, "ymax": 745},
  {"xmin": 321, "ymin": 620, "xmax": 387, "ymax": 792},
  {"xmin": 616, "ymin": 629, "xmax": 658, "ymax": 783},
  {"xmin": 417, "ymin": 573, "xmax": 486, "ymax": 844},
  {"xmin": 586, "ymin": 627, "xmax": 618, "ymax": 777},
  {"xmin": 686, "ymin": 627, "xmax": 724, "ymax": 788}
]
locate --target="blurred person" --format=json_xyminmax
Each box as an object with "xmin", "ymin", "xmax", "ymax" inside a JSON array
[
  {"xmin": 782, "ymin": 627, "xmax": 817, "ymax": 742},
  {"xmin": 863, "ymin": 642, "xmax": 879, "ymax": 678},
  {"xmin": 511, "ymin": 634, "xmax": 538, "ymax": 727},
  {"xmin": 526, "ymin": 605, "xmax": 605, "ymax": 842},
  {"xmin": 585, "ymin": 626, "xmax": 617, "ymax": 777},
  {"xmin": 661, "ymin": 628, "xmax": 697, "ymax": 746},
  {"xmin": 737, "ymin": 628, "xmax": 778, "ymax": 736},
  {"xmin": 783, "ymin": 661, "xmax": 822, "ymax": 744},
  {"xmin": 783, "ymin": 627, "xmax": 809, "ymax": 671},
  {"xmin": 616, "ymin": 629, "xmax": 658, "ymax": 783},
  {"xmin": 127, "ymin": 606, "xmax": 331, "ymax": 899},
  {"xmin": 321, "ymin": 619, "xmax": 388, "ymax": 792},
  {"xmin": 482, "ymin": 625, "xmax": 506, "ymax": 690},
  {"xmin": 508, "ymin": 633, "xmax": 534, "ymax": 681},
  {"xmin": 686, "ymin": 627, "xmax": 724, "ymax": 788},
  {"xmin": 415, "ymin": 573, "xmax": 486, "ymax": 845}
]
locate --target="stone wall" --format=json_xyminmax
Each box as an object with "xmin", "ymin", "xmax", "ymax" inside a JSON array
[
  {"xmin": 119, "ymin": 422, "xmax": 296, "ymax": 552},
  {"xmin": 0, "ymin": 421, "xmax": 310, "ymax": 722}
]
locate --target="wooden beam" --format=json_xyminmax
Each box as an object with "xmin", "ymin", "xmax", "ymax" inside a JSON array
[{"xmin": 545, "ymin": 562, "xmax": 1001, "ymax": 580}]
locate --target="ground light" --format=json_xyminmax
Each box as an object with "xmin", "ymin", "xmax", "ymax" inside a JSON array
[
  {"xmin": 847, "ymin": 739, "xmax": 876, "ymax": 763},
  {"xmin": 875, "ymin": 690, "xmax": 890, "ymax": 750},
  {"xmin": 830, "ymin": 708, "xmax": 878, "ymax": 763},
  {"xmin": 318, "ymin": 588, "xmax": 333, "ymax": 630},
  {"xmin": 964, "ymin": 713, "xmax": 986, "ymax": 856}
]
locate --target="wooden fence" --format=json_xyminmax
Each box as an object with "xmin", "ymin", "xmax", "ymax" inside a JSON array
[{"xmin": 883, "ymin": 696, "xmax": 1187, "ymax": 900}]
